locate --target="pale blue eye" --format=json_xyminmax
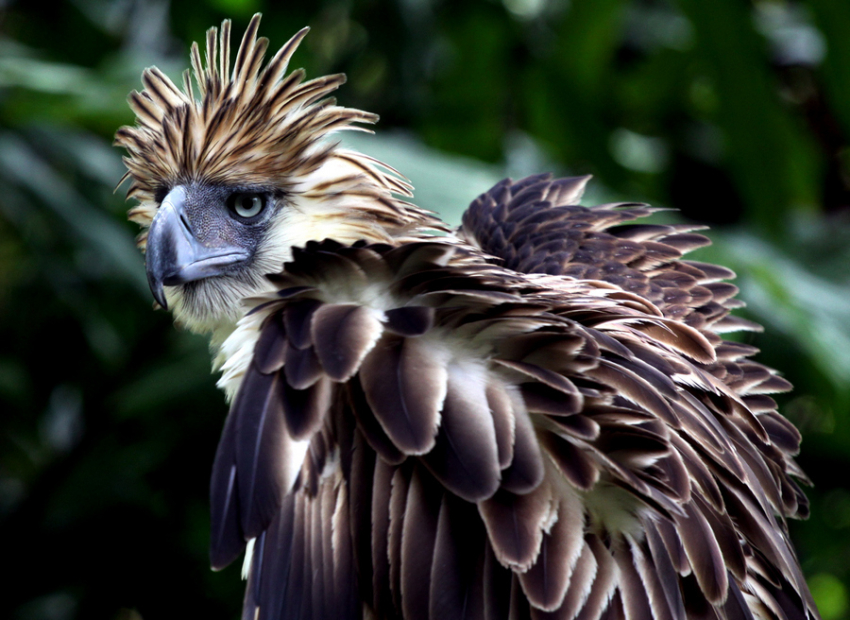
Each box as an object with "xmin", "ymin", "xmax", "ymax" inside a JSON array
[{"xmin": 228, "ymin": 193, "xmax": 266, "ymax": 219}]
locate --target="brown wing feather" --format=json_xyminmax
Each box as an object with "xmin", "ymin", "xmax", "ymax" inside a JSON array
[{"xmin": 214, "ymin": 183, "xmax": 815, "ymax": 620}]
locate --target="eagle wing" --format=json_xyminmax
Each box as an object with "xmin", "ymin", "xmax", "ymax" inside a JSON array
[
  {"xmin": 460, "ymin": 173, "xmax": 751, "ymax": 328},
  {"xmin": 459, "ymin": 173, "xmax": 795, "ymax": 432},
  {"xmin": 210, "ymin": 177, "xmax": 817, "ymax": 620}
]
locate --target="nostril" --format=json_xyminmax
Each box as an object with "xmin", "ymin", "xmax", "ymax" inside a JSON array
[{"xmin": 179, "ymin": 212, "xmax": 192, "ymax": 233}]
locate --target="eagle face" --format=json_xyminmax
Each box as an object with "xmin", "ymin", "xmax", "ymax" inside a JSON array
[{"xmin": 145, "ymin": 181, "xmax": 284, "ymax": 330}]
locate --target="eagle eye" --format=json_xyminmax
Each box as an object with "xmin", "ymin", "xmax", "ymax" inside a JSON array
[{"xmin": 227, "ymin": 192, "xmax": 267, "ymax": 220}]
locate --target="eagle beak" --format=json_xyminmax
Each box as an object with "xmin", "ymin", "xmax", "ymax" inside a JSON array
[{"xmin": 145, "ymin": 186, "xmax": 250, "ymax": 310}]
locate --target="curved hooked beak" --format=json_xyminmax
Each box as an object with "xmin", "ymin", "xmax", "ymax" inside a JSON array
[{"xmin": 145, "ymin": 186, "xmax": 250, "ymax": 310}]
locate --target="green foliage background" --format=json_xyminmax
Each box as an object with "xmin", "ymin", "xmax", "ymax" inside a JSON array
[{"xmin": 2, "ymin": 0, "xmax": 850, "ymax": 618}]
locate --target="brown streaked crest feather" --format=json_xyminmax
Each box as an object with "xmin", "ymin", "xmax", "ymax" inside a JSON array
[{"xmin": 115, "ymin": 14, "xmax": 438, "ymax": 243}]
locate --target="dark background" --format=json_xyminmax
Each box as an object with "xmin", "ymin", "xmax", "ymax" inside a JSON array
[{"xmin": 2, "ymin": 0, "xmax": 850, "ymax": 618}]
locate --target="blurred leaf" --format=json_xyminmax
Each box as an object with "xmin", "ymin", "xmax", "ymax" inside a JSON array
[
  {"xmin": 702, "ymin": 229, "xmax": 850, "ymax": 389},
  {"xmin": 0, "ymin": 131, "xmax": 146, "ymax": 294},
  {"xmin": 341, "ymin": 131, "xmax": 504, "ymax": 225},
  {"xmin": 677, "ymin": 0, "xmax": 822, "ymax": 233},
  {"xmin": 207, "ymin": 0, "xmax": 260, "ymax": 17},
  {"xmin": 526, "ymin": 0, "xmax": 628, "ymax": 185},
  {"xmin": 811, "ymin": 573, "xmax": 849, "ymax": 620},
  {"xmin": 808, "ymin": 0, "xmax": 850, "ymax": 140},
  {"xmin": 0, "ymin": 55, "xmax": 98, "ymax": 96}
]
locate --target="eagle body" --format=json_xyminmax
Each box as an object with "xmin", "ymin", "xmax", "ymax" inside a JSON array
[{"xmin": 116, "ymin": 15, "xmax": 819, "ymax": 620}]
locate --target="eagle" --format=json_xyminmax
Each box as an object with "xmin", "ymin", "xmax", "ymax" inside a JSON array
[{"xmin": 115, "ymin": 15, "xmax": 818, "ymax": 620}]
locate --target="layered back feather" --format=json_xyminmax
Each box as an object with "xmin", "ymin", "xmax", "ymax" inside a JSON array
[{"xmin": 212, "ymin": 175, "xmax": 818, "ymax": 620}]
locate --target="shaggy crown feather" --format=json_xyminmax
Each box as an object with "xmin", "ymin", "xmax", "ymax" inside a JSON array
[{"xmin": 115, "ymin": 14, "xmax": 444, "ymax": 250}]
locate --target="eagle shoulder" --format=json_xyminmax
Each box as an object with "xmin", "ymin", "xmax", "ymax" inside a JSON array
[{"xmin": 212, "ymin": 183, "xmax": 815, "ymax": 620}]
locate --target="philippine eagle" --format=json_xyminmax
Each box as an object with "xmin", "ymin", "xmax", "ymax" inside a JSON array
[{"xmin": 115, "ymin": 15, "xmax": 818, "ymax": 620}]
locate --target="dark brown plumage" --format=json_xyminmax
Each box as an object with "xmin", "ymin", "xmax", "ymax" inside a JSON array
[
  {"xmin": 212, "ymin": 225, "xmax": 814, "ymax": 620},
  {"xmin": 116, "ymin": 14, "xmax": 818, "ymax": 620}
]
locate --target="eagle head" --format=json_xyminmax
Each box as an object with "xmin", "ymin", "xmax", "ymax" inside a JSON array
[{"xmin": 116, "ymin": 14, "xmax": 443, "ymax": 335}]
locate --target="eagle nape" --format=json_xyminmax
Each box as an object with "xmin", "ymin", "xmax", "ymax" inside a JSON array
[{"xmin": 115, "ymin": 12, "xmax": 820, "ymax": 620}]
